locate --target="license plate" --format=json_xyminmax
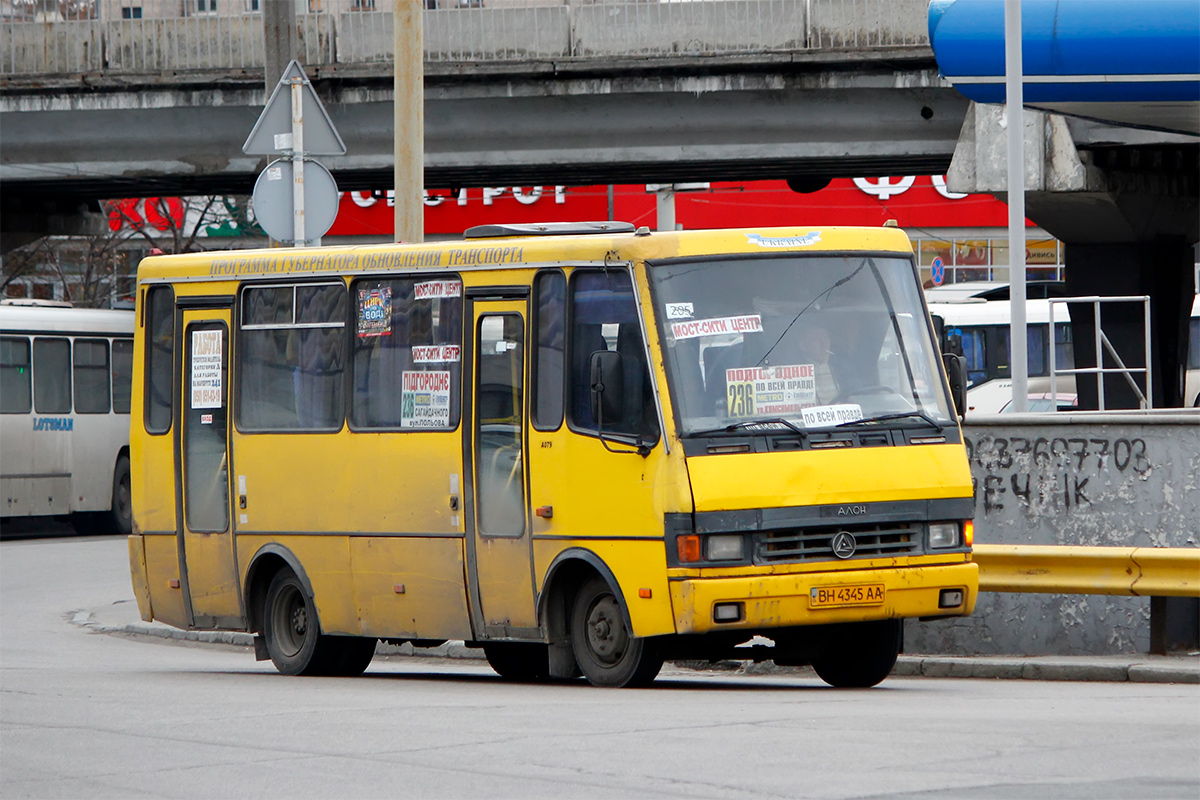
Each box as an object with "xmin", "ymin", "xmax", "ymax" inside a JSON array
[{"xmin": 809, "ymin": 583, "xmax": 885, "ymax": 608}]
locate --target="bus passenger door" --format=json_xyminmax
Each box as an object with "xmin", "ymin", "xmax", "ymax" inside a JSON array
[
  {"xmin": 177, "ymin": 307, "xmax": 241, "ymax": 628},
  {"xmin": 464, "ymin": 300, "xmax": 539, "ymax": 639}
]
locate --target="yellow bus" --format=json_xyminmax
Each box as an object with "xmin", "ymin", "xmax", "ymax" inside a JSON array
[{"xmin": 128, "ymin": 222, "xmax": 977, "ymax": 688}]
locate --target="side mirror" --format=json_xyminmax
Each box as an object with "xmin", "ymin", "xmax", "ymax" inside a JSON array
[
  {"xmin": 943, "ymin": 353, "xmax": 967, "ymax": 419},
  {"xmin": 589, "ymin": 350, "xmax": 624, "ymax": 426}
]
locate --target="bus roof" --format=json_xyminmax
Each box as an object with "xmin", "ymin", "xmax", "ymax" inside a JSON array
[
  {"xmin": 135, "ymin": 225, "xmax": 917, "ymax": 284},
  {"xmin": 0, "ymin": 304, "xmax": 134, "ymax": 336}
]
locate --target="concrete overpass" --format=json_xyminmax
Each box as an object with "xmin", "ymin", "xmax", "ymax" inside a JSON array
[{"xmin": 0, "ymin": 0, "xmax": 969, "ymax": 244}]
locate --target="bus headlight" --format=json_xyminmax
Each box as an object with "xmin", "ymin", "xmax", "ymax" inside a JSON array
[
  {"xmin": 705, "ymin": 534, "xmax": 744, "ymax": 561},
  {"xmin": 929, "ymin": 522, "xmax": 960, "ymax": 549}
]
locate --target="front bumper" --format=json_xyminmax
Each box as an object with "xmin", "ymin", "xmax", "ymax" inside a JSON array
[{"xmin": 669, "ymin": 561, "xmax": 978, "ymax": 634}]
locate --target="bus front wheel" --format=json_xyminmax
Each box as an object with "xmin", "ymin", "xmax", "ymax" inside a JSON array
[
  {"xmin": 811, "ymin": 619, "xmax": 901, "ymax": 688},
  {"xmin": 570, "ymin": 577, "xmax": 662, "ymax": 688}
]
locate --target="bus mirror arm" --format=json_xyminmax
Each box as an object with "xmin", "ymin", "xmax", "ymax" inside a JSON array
[
  {"xmin": 943, "ymin": 353, "xmax": 968, "ymax": 420},
  {"xmin": 590, "ymin": 351, "xmax": 650, "ymax": 458}
]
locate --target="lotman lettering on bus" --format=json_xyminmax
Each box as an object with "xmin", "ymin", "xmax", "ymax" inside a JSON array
[{"xmin": 127, "ymin": 223, "xmax": 977, "ymax": 688}]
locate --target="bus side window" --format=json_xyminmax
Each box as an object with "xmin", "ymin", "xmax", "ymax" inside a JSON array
[
  {"xmin": 0, "ymin": 336, "xmax": 32, "ymax": 414},
  {"xmin": 144, "ymin": 285, "xmax": 174, "ymax": 434},
  {"xmin": 1055, "ymin": 322, "xmax": 1075, "ymax": 370},
  {"xmin": 33, "ymin": 338, "xmax": 71, "ymax": 414},
  {"xmin": 531, "ymin": 271, "xmax": 565, "ymax": 431},
  {"xmin": 74, "ymin": 338, "xmax": 111, "ymax": 414},
  {"xmin": 112, "ymin": 340, "xmax": 133, "ymax": 414},
  {"xmin": 240, "ymin": 283, "xmax": 347, "ymax": 431},
  {"xmin": 349, "ymin": 276, "xmax": 463, "ymax": 430},
  {"xmin": 950, "ymin": 326, "xmax": 988, "ymax": 386},
  {"xmin": 568, "ymin": 270, "xmax": 658, "ymax": 440}
]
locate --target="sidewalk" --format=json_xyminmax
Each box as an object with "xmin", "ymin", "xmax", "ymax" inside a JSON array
[{"xmin": 75, "ymin": 598, "xmax": 1200, "ymax": 685}]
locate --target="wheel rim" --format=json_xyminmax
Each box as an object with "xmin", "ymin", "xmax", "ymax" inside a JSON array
[
  {"xmin": 272, "ymin": 584, "xmax": 308, "ymax": 657},
  {"xmin": 584, "ymin": 593, "xmax": 628, "ymax": 665}
]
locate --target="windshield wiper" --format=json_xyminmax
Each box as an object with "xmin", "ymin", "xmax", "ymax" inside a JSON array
[
  {"xmin": 689, "ymin": 417, "xmax": 808, "ymax": 438},
  {"xmin": 837, "ymin": 411, "xmax": 944, "ymax": 429}
]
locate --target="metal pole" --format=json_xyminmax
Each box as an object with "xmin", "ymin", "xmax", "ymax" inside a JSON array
[
  {"xmin": 291, "ymin": 76, "xmax": 305, "ymax": 247},
  {"xmin": 1005, "ymin": 0, "xmax": 1028, "ymax": 412},
  {"xmin": 394, "ymin": 0, "xmax": 424, "ymax": 243},
  {"xmin": 656, "ymin": 187, "xmax": 676, "ymax": 232},
  {"xmin": 263, "ymin": 0, "xmax": 298, "ymax": 90}
]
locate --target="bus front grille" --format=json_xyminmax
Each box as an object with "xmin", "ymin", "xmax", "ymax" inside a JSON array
[{"xmin": 755, "ymin": 524, "xmax": 921, "ymax": 563}]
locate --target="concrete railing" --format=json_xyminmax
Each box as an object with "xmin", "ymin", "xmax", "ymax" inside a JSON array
[
  {"xmin": 1, "ymin": 0, "xmax": 930, "ymax": 77},
  {"xmin": 906, "ymin": 410, "xmax": 1200, "ymax": 658}
]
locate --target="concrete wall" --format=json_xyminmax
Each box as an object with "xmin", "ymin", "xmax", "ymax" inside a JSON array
[
  {"xmin": 907, "ymin": 411, "xmax": 1200, "ymax": 656},
  {"xmin": 1, "ymin": 20, "xmax": 102, "ymax": 75},
  {"xmin": 3, "ymin": 0, "xmax": 929, "ymax": 76},
  {"xmin": 572, "ymin": 1, "xmax": 805, "ymax": 56}
]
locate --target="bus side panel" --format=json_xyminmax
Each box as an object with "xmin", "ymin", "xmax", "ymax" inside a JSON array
[
  {"xmin": 142, "ymin": 532, "xmax": 189, "ymax": 629},
  {"xmin": 349, "ymin": 537, "xmax": 473, "ymax": 640},
  {"xmin": 232, "ymin": 431, "xmax": 465, "ymax": 637},
  {"xmin": 237, "ymin": 535, "xmax": 358, "ymax": 635},
  {"xmin": 29, "ymin": 425, "xmax": 72, "ymax": 516},
  {"xmin": 230, "ymin": 432, "xmax": 462, "ymax": 536},
  {"xmin": 69, "ymin": 415, "xmax": 121, "ymax": 513}
]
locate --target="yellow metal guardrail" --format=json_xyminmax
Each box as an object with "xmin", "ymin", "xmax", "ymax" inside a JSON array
[{"xmin": 974, "ymin": 545, "xmax": 1200, "ymax": 598}]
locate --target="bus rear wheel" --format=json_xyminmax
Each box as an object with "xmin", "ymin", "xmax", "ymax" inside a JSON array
[
  {"xmin": 570, "ymin": 577, "xmax": 662, "ymax": 688},
  {"xmin": 262, "ymin": 570, "xmax": 374, "ymax": 677},
  {"xmin": 108, "ymin": 454, "xmax": 132, "ymax": 536},
  {"xmin": 811, "ymin": 619, "xmax": 901, "ymax": 688},
  {"xmin": 483, "ymin": 642, "xmax": 550, "ymax": 681}
]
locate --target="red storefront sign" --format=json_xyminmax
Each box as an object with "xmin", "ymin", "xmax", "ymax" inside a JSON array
[{"xmin": 327, "ymin": 177, "xmax": 1027, "ymax": 238}]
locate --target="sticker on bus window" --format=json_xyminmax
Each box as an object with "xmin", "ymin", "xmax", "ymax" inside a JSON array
[
  {"xmin": 358, "ymin": 287, "xmax": 392, "ymax": 337},
  {"xmin": 800, "ymin": 403, "xmax": 863, "ymax": 428},
  {"xmin": 666, "ymin": 302, "xmax": 694, "ymax": 320},
  {"xmin": 414, "ymin": 280, "xmax": 462, "ymax": 300},
  {"xmin": 412, "ymin": 345, "xmax": 461, "ymax": 364},
  {"xmin": 190, "ymin": 330, "xmax": 223, "ymax": 409},
  {"xmin": 725, "ymin": 364, "xmax": 815, "ymax": 417},
  {"xmin": 671, "ymin": 314, "xmax": 762, "ymax": 341},
  {"xmin": 401, "ymin": 370, "xmax": 452, "ymax": 428}
]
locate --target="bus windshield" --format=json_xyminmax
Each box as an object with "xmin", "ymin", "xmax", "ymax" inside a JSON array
[{"xmin": 647, "ymin": 254, "xmax": 953, "ymax": 435}]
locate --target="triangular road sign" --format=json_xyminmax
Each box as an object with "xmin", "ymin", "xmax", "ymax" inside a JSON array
[{"xmin": 243, "ymin": 60, "xmax": 346, "ymax": 156}]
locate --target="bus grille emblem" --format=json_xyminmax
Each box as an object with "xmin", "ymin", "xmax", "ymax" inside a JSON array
[{"xmin": 831, "ymin": 531, "xmax": 857, "ymax": 559}]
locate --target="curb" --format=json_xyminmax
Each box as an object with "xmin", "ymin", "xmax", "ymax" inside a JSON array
[{"xmin": 70, "ymin": 610, "xmax": 1200, "ymax": 685}]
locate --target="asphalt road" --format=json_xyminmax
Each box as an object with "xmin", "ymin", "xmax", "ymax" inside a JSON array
[{"xmin": 2, "ymin": 532, "xmax": 1198, "ymax": 799}]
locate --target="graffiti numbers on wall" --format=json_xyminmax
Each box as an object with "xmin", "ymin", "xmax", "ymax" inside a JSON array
[{"xmin": 964, "ymin": 435, "xmax": 1152, "ymax": 516}]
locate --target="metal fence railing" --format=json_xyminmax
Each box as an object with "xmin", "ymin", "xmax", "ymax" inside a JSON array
[{"xmin": 2, "ymin": 0, "xmax": 931, "ymax": 77}]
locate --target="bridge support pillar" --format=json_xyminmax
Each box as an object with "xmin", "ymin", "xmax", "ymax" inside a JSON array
[{"xmin": 947, "ymin": 102, "xmax": 1199, "ymax": 410}]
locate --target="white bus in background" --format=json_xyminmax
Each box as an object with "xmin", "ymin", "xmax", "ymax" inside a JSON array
[
  {"xmin": 1, "ymin": 300, "xmax": 135, "ymax": 534},
  {"xmin": 928, "ymin": 291, "xmax": 1200, "ymax": 414},
  {"xmin": 927, "ymin": 296, "xmax": 1077, "ymax": 415}
]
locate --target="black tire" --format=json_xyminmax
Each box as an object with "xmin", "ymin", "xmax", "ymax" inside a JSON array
[
  {"xmin": 108, "ymin": 454, "xmax": 132, "ymax": 536},
  {"xmin": 570, "ymin": 577, "xmax": 662, "ymax": 688},
  {"xmin": 483, "ymin": 642, "xmax": 551, "ymax": 681},
  {"xmin": 811, "ymin": 619, "xmax": 901, "ymax": 688},
  {"xmin": 320, "ymin": 636, "xmax": 377, "ymax": 677}
]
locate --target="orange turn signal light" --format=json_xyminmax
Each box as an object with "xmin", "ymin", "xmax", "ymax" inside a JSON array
[
  {"xmin": 964, "ymin": 520, "xmax": 975, "ymax": 547},
  {"xmin": 677, "ymin": 534, "xmax": 701, "ymax": 563}
]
